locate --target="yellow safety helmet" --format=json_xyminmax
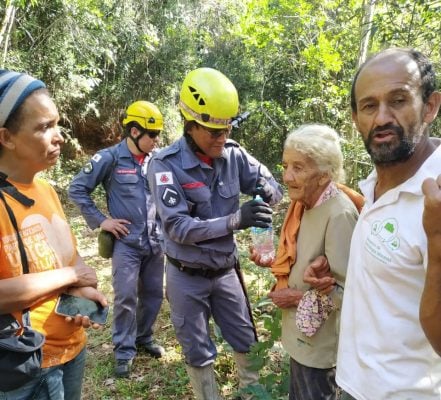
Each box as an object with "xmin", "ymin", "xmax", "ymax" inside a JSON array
[
  {"xmin": 122, "ymin": 101, "xmax": 163, "ymax": 131},
  {"xmin": 179, "ymin": 68, "xmax": 239, "ymax": 129}
]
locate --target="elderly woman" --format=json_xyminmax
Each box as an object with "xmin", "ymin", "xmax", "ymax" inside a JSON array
[{"xmin": 252, "ymin": 124, "xmax": 363, "ymax": 400}]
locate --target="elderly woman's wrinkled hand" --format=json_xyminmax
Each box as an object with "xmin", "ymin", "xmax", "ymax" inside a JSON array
[
  {"xmin": 303, "ymin": 255, "xmax": 336, "ymax": 295},
  {"xmin": 249, "ymin": 245, "xmax": 273, "ymax": 268},
  {"xmin": 268, "ymin": 287, "xmax": 303, "ymax": 308}
]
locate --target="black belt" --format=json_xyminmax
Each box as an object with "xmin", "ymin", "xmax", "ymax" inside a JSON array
[{"xmin": 167, "ymin": 256, "xmax": 232, "ymax": 279}]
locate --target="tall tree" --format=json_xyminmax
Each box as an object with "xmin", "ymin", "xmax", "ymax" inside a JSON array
[
  {"xmin": 0, "ymin": 3, "xmax": 16, "ymax": 67},
  {"xmin": 358, "ymin": 0, "xmax": 376, "ymax": 67}
]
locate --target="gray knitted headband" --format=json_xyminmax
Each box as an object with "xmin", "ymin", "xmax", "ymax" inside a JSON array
[{"xmin": 0, "ymin": 70, "xmax": 46, "ymax": 127}]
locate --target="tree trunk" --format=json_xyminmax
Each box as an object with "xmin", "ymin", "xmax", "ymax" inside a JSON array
[
  {"xmin": 357, "ymin": 0, "xmax": 376, "ymax": 68},
  {"xmin": 0, "ymin": 5, "xmax": 16, "ymax": 68}
]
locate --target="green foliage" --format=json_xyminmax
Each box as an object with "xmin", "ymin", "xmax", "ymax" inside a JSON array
[
  {"xmin": 2, "ymin": 0, "xmax": 440, "ymax": 176},
  {"xmin": 341, "ymin": 133, "xmax": 372, "ymax": 189},
  {"xmin": 38, "ymin": 156, "xmax": 80, "ymax": 204},
  {"xmin": 234, "ymin": 237, "xmax": 291, "ymax": 399},
  {"xmin": 373, "ymin": 0, "xmax": 441, "ymax": 52}
]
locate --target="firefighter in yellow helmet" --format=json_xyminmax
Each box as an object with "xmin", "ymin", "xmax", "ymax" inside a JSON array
[
  {"xmin": 147, "ymin": 68, "xmax": 283, "ymax": 399},
  {"xmin": 69, "ymin": 101, "xmax": 166, "ymax": 378},
  {"xmin": 122, "ymin": 101, "xmax": 163, "ymax": 152}
]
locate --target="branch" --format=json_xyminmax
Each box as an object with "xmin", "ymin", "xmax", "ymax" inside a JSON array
[
  {"xmin": 0, "ymin": 5, "xmax": 16, "ymax": 50},
  {"xmin": 357, "ymin": 0, "xmax": 376, "ymax": 68},
  {"xmin": 0, "ymin": 5, "xmax": 16, "ymax": 68}
]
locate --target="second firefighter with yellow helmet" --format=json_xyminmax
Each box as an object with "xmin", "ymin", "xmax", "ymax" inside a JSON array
[
  {"xmin": 148, "ymin": 68, "xmax": 283, "ymax": 399},
  {"xmin": 69, "ymin": 100, "xmax": 166, "ymax": 378}
]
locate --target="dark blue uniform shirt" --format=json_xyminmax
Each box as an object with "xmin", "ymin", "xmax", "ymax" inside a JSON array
[
  {"xmin": 69, "ymin": 139, "xmax": 161, "ymax": 252},
  {"xmin": 147, "ymin": 137, "xmax": 282, "ymax": 270}
]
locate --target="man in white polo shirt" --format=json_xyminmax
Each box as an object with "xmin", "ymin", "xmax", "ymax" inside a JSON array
[{"xmin": 336, "ymin": 48, "xmax": 441, "ymax": 399}]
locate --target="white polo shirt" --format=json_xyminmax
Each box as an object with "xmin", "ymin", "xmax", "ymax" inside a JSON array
[{"xmin": 336, "ymin": 144, "xmax": 441, "ymax": 400}]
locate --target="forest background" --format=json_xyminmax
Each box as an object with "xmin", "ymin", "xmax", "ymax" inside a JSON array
[{"xmin": 1, "ymin": 0, "xmax": 441, "ymax": 399}]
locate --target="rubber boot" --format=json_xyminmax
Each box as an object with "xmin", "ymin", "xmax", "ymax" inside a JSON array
[
  {"xmin": 186, "ymin": 364, "xmax": 223, "ymax": 400},
  {"xmin": 233, "ymin": 352, "xmax": 261, "ymax": 400}
]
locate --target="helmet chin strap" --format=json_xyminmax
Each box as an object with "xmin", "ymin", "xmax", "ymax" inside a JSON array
[
  {"xmin": 125, "ymin": 126, "xmax": 149, "ymax": 154},
  {"xmin": 184, "ymin": 132, "xmax": 205, "ymax": 155},
  {"xmin": 129, "ymin": 132, "xmax": 147, "ymax": 154}
]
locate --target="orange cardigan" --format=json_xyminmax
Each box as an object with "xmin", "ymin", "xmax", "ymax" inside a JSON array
[{"xmin": 271, "ymin": 184, "xmax": 364, "ymax": 290}]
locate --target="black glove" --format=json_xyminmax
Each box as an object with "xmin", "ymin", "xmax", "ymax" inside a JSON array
[
  {"xmin": 228, "ymin": 199, "xmax": 273, "ymax": 231},
  {"xmin": 252, "ymin": 178, "xmax": 273, "ymax": 203}
]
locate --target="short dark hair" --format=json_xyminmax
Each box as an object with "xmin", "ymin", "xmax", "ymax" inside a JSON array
[
  {"xmin": 350, "ymin": 48, "xmax": 437, "ymax": 112},
  {"xmin": 183, "ymin": 120, "xmax": 198, "ymax": 136},
  {"xmin": 123, "ymin": 121, "xmax": 143, "ymax": 136}
]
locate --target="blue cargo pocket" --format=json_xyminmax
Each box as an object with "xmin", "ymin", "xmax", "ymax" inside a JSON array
[
  {"xmin": 217, "ymin": 181, "xmax": 240, "ymax": 199},
  {"xmin": 217, "ymin": 181, "xmax": 240, "ymax": 214},
  {"xmin": 170, "ymin": 313, "xmax": 189, "ymax": 351},
  {"xmin": 170, "ymin": 313, "xmax": 185, "ymax": 331},
  {"xmin": 114, "ymin": 173, "xmax": 139, "ymax": 196}
]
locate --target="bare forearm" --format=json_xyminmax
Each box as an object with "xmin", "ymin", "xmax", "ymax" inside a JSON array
[
  {"xmin": 420, "ymin": 175, "xmax": 441, "ymax": 355},
  {"xmin": 0, "ymin": 264, "xmax": 94, "ymax": 314},
  {"xmin": 269, "ymin": 288, "xmax": 303, "ymax": 308},
  {"xmin": 0, "ymin": 251, "xmax": 99, "ymax": 314},
  {"xmin": 420, "ymin": 240, "xmax": 441, "ymax": 356}
]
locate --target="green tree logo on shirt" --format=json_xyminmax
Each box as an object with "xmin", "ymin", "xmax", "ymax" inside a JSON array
[{"xmin": 372, "ymin": 218, "xmax": 400, "ymax": 250}]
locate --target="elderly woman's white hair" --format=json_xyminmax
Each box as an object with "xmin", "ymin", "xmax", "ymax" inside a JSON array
[{"xmin": 284, "ymin": 123, "xmax": 345, "ymax": 183}]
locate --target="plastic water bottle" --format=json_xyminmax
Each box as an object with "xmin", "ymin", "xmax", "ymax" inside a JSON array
[{"xmin": 251, "ymin": 195, "xmax": 275, "ymax": 263}]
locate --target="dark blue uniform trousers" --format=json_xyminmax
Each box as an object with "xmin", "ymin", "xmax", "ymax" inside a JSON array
[
  {"xmin": 166, "ymin": 261, "xmax": 256, "ymax": 367},
  {"xmin": 111, "ymin": 240, "xmax": 164, "ymax": 360}
]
